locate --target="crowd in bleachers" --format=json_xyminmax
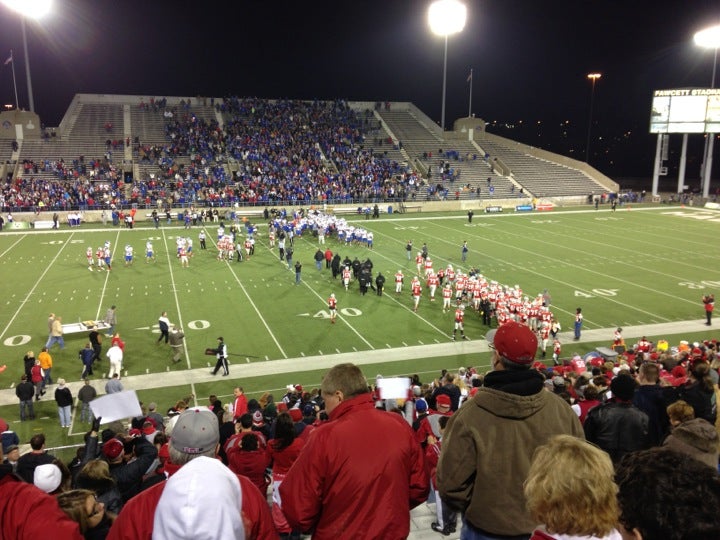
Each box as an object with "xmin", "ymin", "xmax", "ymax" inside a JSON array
[
  {"xmin": 1, "ymin": 97, "xmax": 432, "ymax": 212},
  {"xmin": 3, "ymin": 328, "xmax": 720, "ymax": 539}
]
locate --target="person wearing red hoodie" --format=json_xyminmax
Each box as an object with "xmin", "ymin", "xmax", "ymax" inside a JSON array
[
  {"xmin": 280, "ymin": 363, "xmax": 429, "ymax": 540},
  {"xmin": 226, "ymin": 432, "xmax": 270, "ymax": 496},
  {"xmin": 268, "ymin": 412, "xmax": 306, "ymax": 538}
]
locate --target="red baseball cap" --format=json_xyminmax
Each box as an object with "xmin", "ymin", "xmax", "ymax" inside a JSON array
[
  {"xmin": 436, "ymin": 394, "xmax": 451, "ymax": 407},
  {"xmin": 486, "ymin": 321, "xmax": 537, "ymax": 365}
]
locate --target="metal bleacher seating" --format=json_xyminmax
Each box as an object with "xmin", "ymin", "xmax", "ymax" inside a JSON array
[
  {"xmin": 378, "ymin": 110, "xmax": 514, "ymax": 200},
  {"xmin": 475, "ymin": 133, "xmax": 606, "ymax": 198},
  {"xmin": 131, "ymin": 102, "xmax": 230, "ymax": 185},
  {"xmin": 7, "ymin": 95, "xmax": 613, "ymax": 211}
]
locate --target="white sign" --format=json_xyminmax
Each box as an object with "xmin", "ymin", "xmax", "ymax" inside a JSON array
[{"xmin": 90, "ymin": 390, "xmax": 143, "ymax": 423}]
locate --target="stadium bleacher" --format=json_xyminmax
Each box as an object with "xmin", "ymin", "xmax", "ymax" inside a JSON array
[{"xmin": 0, "ymin": 95, "xmax": 618, "ymax": 213}]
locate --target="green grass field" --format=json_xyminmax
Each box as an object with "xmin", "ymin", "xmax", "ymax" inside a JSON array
[{"xmin": 2, "ymin": 204, "xmax": 720, "ymax": 458}]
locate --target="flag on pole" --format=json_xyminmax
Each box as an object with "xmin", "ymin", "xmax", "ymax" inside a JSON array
[
  {"xmin": 466, "ymin": 69, "xmax": 473, "ymax": 83},
  {"xmin": 4, "ymin": 52, "xmax": 12, "ymax": 66}
]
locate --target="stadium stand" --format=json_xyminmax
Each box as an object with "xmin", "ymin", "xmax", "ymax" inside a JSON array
[{"xmin": 0, "ymin": 94, "xmax": 619, "ymax": 214}]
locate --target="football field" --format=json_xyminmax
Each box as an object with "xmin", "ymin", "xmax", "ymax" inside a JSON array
[{"xmin": 1, "ymin": 204, "xmax": 720, "ymax": 454}]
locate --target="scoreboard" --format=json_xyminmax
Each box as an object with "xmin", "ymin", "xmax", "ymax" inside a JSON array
[{"xmin": 649, "ymin": 88, "xmax": 720, "ymax": 133}]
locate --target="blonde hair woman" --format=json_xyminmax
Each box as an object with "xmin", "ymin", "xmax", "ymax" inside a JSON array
[
  {"xmin": 524, "ymin": 435, "xmax": 622, "ymax": 540},
  {"xmin": 75, "ymin": 460, "xmax": 123, "ymax": 515}
]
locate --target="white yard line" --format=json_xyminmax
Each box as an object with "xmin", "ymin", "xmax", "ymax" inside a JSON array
[
  {"xmin": 94, "ymin": 230, "xmax": 122, "ymax": 320},
  {"xmin": 299, "ymin": 279, "xmax": 376, "ymax": 349},
  {"xmin": 210, "ymin": 231, "xmax": 289, "ymax": 359},
  {"xmin": 0, "ymin": 234, "xmax": 27, "ymax": 258},
  {"xmin": 0, "ymin": 231, "xmax": 76, "ymax": 342},
  {"xmin": 296, "ymin": 235, "xmax": 452, "ymax": 338},
  {"xmin": 493, "ymin": 217, "xmax": 719, "ymax": 297},
  {"xmin": 160, "ymin": 228, "xmax": 198, "ymax": 406}
]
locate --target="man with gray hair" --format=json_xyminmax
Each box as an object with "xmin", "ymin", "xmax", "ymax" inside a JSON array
[
  {"xmin": 437, "ymin": 321, "xmax": 584, "ymax": 539},
  {"xmin": 106, "ymin": 407, "xmax": 273, "ymax": 540}
]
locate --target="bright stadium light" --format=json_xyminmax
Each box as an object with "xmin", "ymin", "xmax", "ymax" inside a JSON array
[
  {"xmin": 694, "ymin": 23, "xmax": 720, "ymax": 197},
  {"xmin": 1, "ymin": 0, "xmax": 52, "ymax": 19},
  {"xmin": 428, "ymin": 0, "xmax": 467, "ymax": 131},
  {"xmin": 1, "ymin": 0, "xmax": 53, "ymax": 113},
  {"xmin": 694, "ymin": 24, "xmax": 720, "ymax": 50}
]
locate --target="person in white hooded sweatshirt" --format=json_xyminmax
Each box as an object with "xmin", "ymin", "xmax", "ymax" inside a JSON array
[{"xmin": 152, "ymin": 457, "xmax": 244, "ymax": 540}]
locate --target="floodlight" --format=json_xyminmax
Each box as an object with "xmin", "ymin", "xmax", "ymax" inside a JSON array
[
  {"xmin": 428, "ymin": 0, "xmax": 467, "ymax": 130},
  {"xmin": 1, "ymin": 0, "xmax": 52, "ymax": 19},
  {"xmin": 428, "ymin": 0, "xmax": 467, "ymax": 37},
  {"xmin": 694, "ymin": 24, "xmax": 720, "ymax": 49}
]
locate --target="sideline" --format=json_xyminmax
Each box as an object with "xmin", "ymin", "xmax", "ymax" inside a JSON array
[{"xmin": 160, "ymin": 228, "xmax": 198, "ymax": 404}]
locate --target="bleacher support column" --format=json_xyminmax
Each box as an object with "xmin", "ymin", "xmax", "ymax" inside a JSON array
[
  {"xmin": 651, "ymin": 134, "xmax": 664, "ymax": 197},
  {"xmin": 703, "ymin": 136, "xmax": 714, "ymax": 199},
  {"xmin": 678, "ymin": 134, "xmax": 688, "ymax": 195}
]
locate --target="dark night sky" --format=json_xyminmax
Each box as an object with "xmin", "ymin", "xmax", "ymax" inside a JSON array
[{"xmin": 0, "ymin": 0, "xmax": 718, "ymax": 181}]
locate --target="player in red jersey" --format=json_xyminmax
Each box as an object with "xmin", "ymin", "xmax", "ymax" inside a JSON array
[
  {"xmin": 328, "ymin": 293, "xmax": 337, "ymax": 324},
  {"xmin": 452, "ymin": 305, "xmax": 468, "ymax": 341},
  {"xmin": 412, "ymin": 280, "xmax": 422, "ymax": 312},
  {"xmin": 445, "ymin": 265, "xmax": 455, "ymax": 284},
  {"xmin": 342, "ymin": 266, "xmax": 352, "ymax": 291},
  {"xmin": 442, "ymin": 284, "xmax": 453, "ymax": 313},
  {"xmin": 552, "ymin": 338, "xmax": 562, "ymax": 366},
  {"xmin": 427, "ymin": 272, "xmax": 439, "ymax": 301},
  {"xmin": 395, "ymin": 270, "xmax": 404, "ymax": 294},
  {"xmin": 96, "ymin": 246, "xmax": 105, "ymax": 271},
  {"xmin": 539, "ymin": 320, "xmax": 551, "ymax": 359},
  {"xmin": 424, "ymin": 256, "xmax": 433, "ymax": 278}
]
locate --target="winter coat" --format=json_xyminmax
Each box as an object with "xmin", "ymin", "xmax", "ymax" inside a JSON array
[
  {"xmin": 584, "ymin": 400, "xmax": 650, "ymax": 464},
  {"xmin": 437, "ymin": 369, "xmax": 584, "ymax": 537},
  {"xmin": 663, "ymin": 417, "xmax": 720, "ymax": 469},
  {"xmin": 279, "ymin": 393, "xmax": 429, "ymax": 540}
]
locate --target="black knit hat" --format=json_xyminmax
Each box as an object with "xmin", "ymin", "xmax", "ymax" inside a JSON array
[{"xmin": 610, "ymin": 374, "xmax": 636, "ymax": 401}]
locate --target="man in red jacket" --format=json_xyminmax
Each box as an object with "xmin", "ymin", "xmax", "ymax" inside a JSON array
[
  {"xmin": 232, "ymin": 386, "xmax": 248, "ymax": 421},
  {"xmin": 107, "ymin": 407, "xmax": 274, "ymax": 540},
  {"xmin": 280, "ymin": 362, "xmax": 429, "ymax": 539}
]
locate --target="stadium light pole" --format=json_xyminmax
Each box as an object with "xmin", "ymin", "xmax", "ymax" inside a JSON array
[
  {"xmin": 428, "ymin": 0, "xmax": 467, "ymax": 131},
  {"xmin": 585, "ymin": 73, "xmax": 602, "ymax": 164},
  {"xmin": 1, "ymin": 0, "xmax": 53, "ymax": 113},
  {"xmin": 694, "ymin": 23, "xmax": 720, "ymax": 198}
]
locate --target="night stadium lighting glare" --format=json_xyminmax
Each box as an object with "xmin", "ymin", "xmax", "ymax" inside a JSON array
[
  {"xmin": 428, "ymin": 0, "xmax": 467, "ymax": 131},
  {"xmin": 0, "ymin": 0, "xmax": 52, "ymax": 113},
  {"xmin": 694, "ymin": 24, "xmax": 720, "ymax": 50},
  {"xmin": 1, "ymin": 0, "xmax": 52, "ymax": 19}
]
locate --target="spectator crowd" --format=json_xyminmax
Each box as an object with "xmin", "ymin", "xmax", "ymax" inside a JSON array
[
  {"xmin": 2, "ymin": 320, "xmax": 720, "ymax": 540},
  {"xmin": 1, "ymin": 98, "xmax": 424, "ymax": 213}
]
